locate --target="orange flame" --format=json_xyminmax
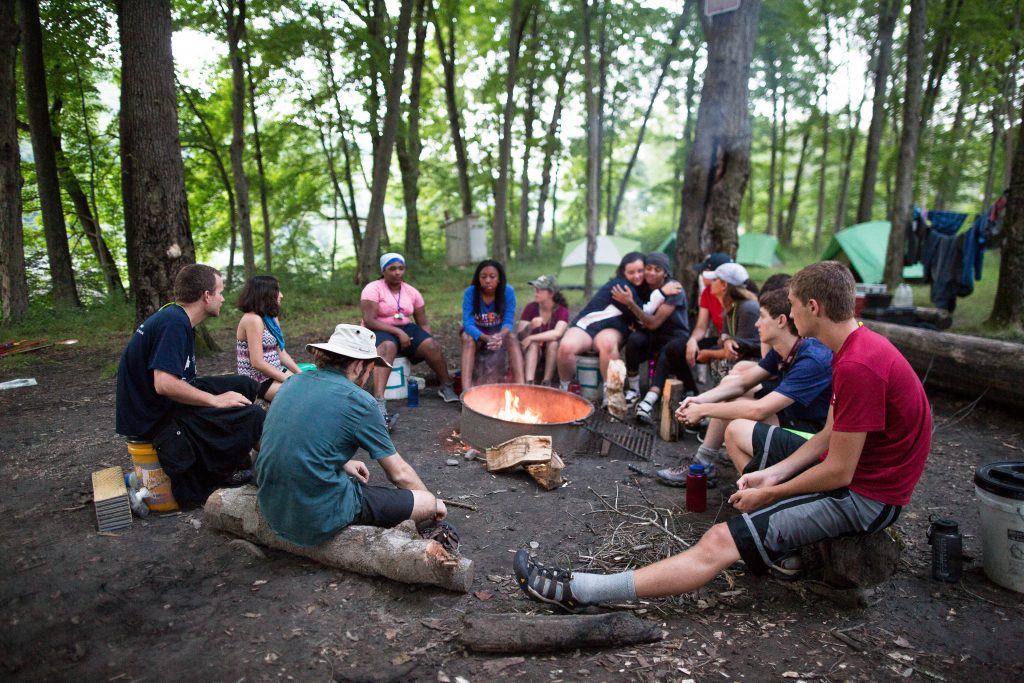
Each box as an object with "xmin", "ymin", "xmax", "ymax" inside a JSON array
[{"xmin": 495, "ymin": 389, "xmax": 542, "ymax": 424}]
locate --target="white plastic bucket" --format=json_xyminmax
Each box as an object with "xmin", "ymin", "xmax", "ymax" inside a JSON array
[
  {"xmin": 384, "ymin": 356, "xmax": 411, "ymax": 400},
  {"xmin": 576, "ymin": 354, "xmax": 601, "ymax": 401},
  {"xmin": 974, "ymin": 461, "xmax": 1024, "ymax": 594}
]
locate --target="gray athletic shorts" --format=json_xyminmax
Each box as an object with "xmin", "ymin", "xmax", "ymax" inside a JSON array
[{"xmin": 727, "ymin": 424, "xmax": 902, "ymax": 575}]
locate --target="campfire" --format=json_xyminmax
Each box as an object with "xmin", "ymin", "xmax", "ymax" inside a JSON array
[{"xmin": 495, "ymin": 389, "xmax": 542, "ymax": 424}]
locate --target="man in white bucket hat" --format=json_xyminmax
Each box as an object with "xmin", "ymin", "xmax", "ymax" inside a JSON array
[{"xmin": 255, "ymin": 324, "xmax": 453, "ymax": 549}]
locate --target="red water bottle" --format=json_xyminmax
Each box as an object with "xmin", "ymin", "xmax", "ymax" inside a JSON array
[{"xmin": 686, "ymin": 463, "xmax": 707, "ymax": 512}]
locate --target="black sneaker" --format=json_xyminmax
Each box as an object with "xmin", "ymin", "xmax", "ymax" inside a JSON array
[
  {"xmin": 512, "ymin": 549, "xmax": 588, "ymax": 613},
  {"xmin": 223, "ymin": 468, "xmax": 254, "ymax": 488}
]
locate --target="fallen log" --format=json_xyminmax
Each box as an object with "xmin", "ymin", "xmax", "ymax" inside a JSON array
[
  {"xmin": 863, "ymin": 320, "xmax": 1024, "ymax": 410},
  {"xmin": 460, "ymin": 612, "xmax": 666, "ymax": 653},
  {"xmin": 816, "ymin": 528, "xmax": 901, "ymax": 588},
  {"xmin": 485, "ymin": 435, "xmax": 552, "ymax": 472},
  {"xmin": 204, "ymin": 486, "xmax": 474, "ymax": 593}
]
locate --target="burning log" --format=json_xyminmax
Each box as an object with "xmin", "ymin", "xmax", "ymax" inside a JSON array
[
  {"xmin": 525, "ymin": 452, "xmax": 565, "ymax": 490},
  {"xmin": 460, "ymin": 612, "xmax": 666, "ymax": 653},
  {"xmin": 204, "ymin": 486, "xmax": 474, "ymax": 592},
  {"xmin": 485, "ymin": 435, "xmax": 553, "ymax": 472}
]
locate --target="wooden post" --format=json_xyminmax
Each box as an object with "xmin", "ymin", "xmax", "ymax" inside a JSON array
[{"xmin": 659, "ymin": 378, "xmax": 685, "ymax": 442}]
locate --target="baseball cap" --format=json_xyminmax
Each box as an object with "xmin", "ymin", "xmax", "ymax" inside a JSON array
[{"xmin": 528, "ymin": 274, "xmax": 558, "ymax": 292}]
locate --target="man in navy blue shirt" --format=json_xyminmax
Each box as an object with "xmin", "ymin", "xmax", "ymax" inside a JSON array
[
  {"xmin": 657, "ymin": 288, "xmax": 833, "ymax": 487},
  {"xmin": 116, "ymin": 264, "xmax": 267, "ymax": 507}
]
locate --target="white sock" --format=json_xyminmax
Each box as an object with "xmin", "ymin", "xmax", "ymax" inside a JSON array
[
  {"xmin": 695, "ymin": 445, "xmax": 718, "ymax": 466},
  {"xmin": 559, "ymin": 380, "xmax": 570, "ymax": 391},
  {"xmin": 376, "ymin": 396, "xmax": 387, "ymax": 418},
  {"xmin": 571, "ymin": 570, "xmax": 637, "ymax": 604},
  {"xmin": 642, "ymin": 390, "xmax": 659, "ymax": 407},
  {"xmin": 627, "ymin": 374, "xmax": 640, "ymax": 394}
]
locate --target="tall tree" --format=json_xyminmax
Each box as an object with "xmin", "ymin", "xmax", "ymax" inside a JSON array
[
  {"xmin": 432, "ymin": 1, "xmax": 473, "ymax": 217},
  {"xmin": 1, "ymin": 0, "xmax": 27, "ymax": 322},
  {"xmin": 856, "ymin": 0, "xmax": 900, "ymax": 223},
  {"xmin": 533, "ymin": 49, "xmax": 571, "ymax": 255},
  {"xmin": 17, "ymin": 0, "xmax": 80, "ymax": 307},
  {"xmin": 492, "ymin": 0, "xmax": 525, "ymax": 261},
  {"xmin": 517, "ymin": 9, "xmax": 540, "ymax": 257},
  {"xmin": 989, "ymin": 97, "xmax": 1024, "ymax": 329},
  {"xmin": 833, "ymin": 85, "xmax": 867, "ymax": 232},
  {"xmin": 224, "ymin": 0, "xmax": 255, "ymax": 279},
  {"xmin": 118, "ymin": 0, "xmax": 195, "ymax": 323},
  {"xmin": 813, "ymin": 3, "xmax": 831, "ymax": 253},
  {"xmin": 246, "ymin": 57, "xmax": 272, "ymax": 271},
  {"xmin": 781, "ymin": 120, "xmax": 812, "ymax": 245},
  {"xmin": 582, "ymin": 0, "xmax": 601, "ymax": 298},
  {"xmin": 673, "ymin": 1, "xmax": 762, "ymax": 294},
  {"xmin": 884, "ymin": 0, "xmax": 927, "ymax": 288},
  {"xmin": 357, "ymin": 0, "xmax": 414, "ymax": 284},
  {"xmin": 396, "ymin": 0, "xmax": 427, "ymax": 261}
]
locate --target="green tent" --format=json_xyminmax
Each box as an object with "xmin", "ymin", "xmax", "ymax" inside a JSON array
[
  {"xmin": 656, "ymin": 231, "xmax": 782, "ymax": 268},
  {"xmin": 557, "ymin": 235, "xmax": 642, "ymax": 288},
  {"xmin": 820, "ymin": 221, "xmax": 923, "ymax": 283}
]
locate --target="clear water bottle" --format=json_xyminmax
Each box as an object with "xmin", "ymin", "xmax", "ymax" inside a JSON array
[
  {"xmin": 686, "ymin": 464, "xmax": 707, "ymax": 513},
  {"xmin": 406, "ymin": 376, "xmax": 419, "ymax": 407},
  {"xmin": 928, "ymin": 517, "xmax": 962, "ymax": 582},
  {"xmin": 893, "ymin": 283, "xmax": 914, "ymax": 309}
]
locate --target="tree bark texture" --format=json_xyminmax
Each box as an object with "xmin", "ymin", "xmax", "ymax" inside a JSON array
[
  {"xmin": 460, "ymin": 613, "xmax": 665, "ymax": 653},
  {"xmin": 813, "ymin": 6, "xmax": 831, "ymax": 253},
  {"xmin": 0, "ymin": 0, "xmax": 26, "ymax": 322},
  {"xmin": 989, "ymin": 102, "xmax": 1024, "ymax": 329},
  {"xmin": 357, "ymin": 0, "xmax": 414, "ymax": 285},
  {"xmin": 397, "ymin": 0, "xmax": 426, "ymax": 261},
  {"xmin": 17, "ymin": 0, "xmax": 80, "ymax": 307},
  {"xmin": 884, "ymin": 0, "xmax": 926, "ymax": 288},
  {"xmin": 673, "ymin": 1, "xmax": 762, "ymax": 294},
  {"xmin": 204, "ymin": 487, "xmax": 474, "ymax": 593},
  {"xmin": 583, "ymin": 0, "xmax": 601, "ymax": 299},
  {"xmin": 533, "ymin": 53, "xmax": 570, "ymax": 255},
  {"xmin": 226, "ymin": 0, "xmax": 255, "ymax": 280},
  {"xmin": 857, "ymin": 0, "xmax": 899, "ymax": 224},
  {"xmin": 432, "ymin": 5, "xmax": 472, "ymax": 217},
  {"xmin": 246, "ymin": 58, "xmax": 272, "ymax": 272},
  {"xmin": 118, "ymin": 0, "xmax": 195, "ymax": 324},
  {"xmin": 491, "ymin": 0, "xmax": 524, "ymax": 261}
]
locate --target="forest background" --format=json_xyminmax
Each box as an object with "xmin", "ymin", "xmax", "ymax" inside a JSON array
[{"xmin": 2, "ymin": 0, "xmax": 1023, "ymax": 341}]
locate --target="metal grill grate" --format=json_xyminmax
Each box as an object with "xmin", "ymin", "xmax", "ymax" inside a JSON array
[{"xmin": 575, "ymin": 411, "xmax": 656, "ymax": 461}]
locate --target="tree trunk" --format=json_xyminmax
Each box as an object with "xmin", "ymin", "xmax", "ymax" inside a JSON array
[
  {"xmin": 772, "ymin": 87, "xmax": 789, "ymax": 235},
  {"xmin": 533, "ymin": 55, "xmax": 570, "ymax": 255},
  {"xmin": 999, "ymin": 2, "xmax": 1022, "ymax": 194},
  {"xmin": 673, "ymin": 1, "xmax": 762, "ymax": 295},
  {"xmin": 0, "ymin": 0, "xmax": 26, "ymax": 322},
  {"xmin": 491, "ymin": 0, "xmax": 524, "ymax": 261},
  {"xmin": 673, "ymin": 52, "xmax": 700, "ymax": 233},
  {"xmin": 245, "ymin": 58, "xmax": 272, "ymax": 272},
  {"xmin": 583, "ymin": 0, "xmax": 601, "ymax": 299},
  {"xmin": 357, "ymin": 0, "xmax": 414, "ymax": 285},
  {"xmin": 884, "ymin": 0, "xmax": 927, "ymax": 288},
  {"xmin": 781, "ymin": 122, "xmax": 812, "ymax": 245},
  {"xmin": 432, "ymin": 5, "xmax": 472, "ymax": 217},
  {"xmin": 857, "ymin": 0, "xmax": 900, "ymax": 224},
  {"xmin": 118, "ymin": 0, "xmax": 195, "ymax": 323},
  {"xmin": 225, "ymin": 0, "xmax": 255, "ymax": 280},
  {"xmin": 397, "ymin": 0, "xmax": 426, "ymax": 261},
  {"xmin": 813, "ymin": 5, "xmax": 831, "ymax": 254},
  {"xmin": 765, "ymin": 52, "xmax": 779, "ymax": 236},
  {"xmin": 989, "ymin": 100, "xmax": 1024, "ymax": 329},
  {"xmin": 17, "ymin": 0, "xmax": 80, "ymax": 307},
  {"xmin": 834, "ymin": 87, "xmax": 868, "ymax": 232},
  {"xmin": 517, "ymin": 12, "xmax": 539, "ymax": 257},
  {"xmin": 608, "ymin": 3, "xmax": 691, "ymax": 236},
  {"xmin": 920, "ymin": 0, "xmax": 963, "ymax": 128}
]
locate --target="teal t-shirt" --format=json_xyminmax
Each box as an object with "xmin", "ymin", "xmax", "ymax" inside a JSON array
[{"xmin": 255, "ymin": 368, "xmax": 397, "ymax": 546}]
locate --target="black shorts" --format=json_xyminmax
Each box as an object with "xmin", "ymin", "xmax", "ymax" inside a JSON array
[
  {"xmin": 374, "ymin": 323, "xmax": 432, "ymax": 360},
  {"xmin": 352, "ymin": 484, "xmax": 415, "ymax": 527},
  {"xmin": 742, "ymin": 423, "xmax": 811, "ymax": 475}
]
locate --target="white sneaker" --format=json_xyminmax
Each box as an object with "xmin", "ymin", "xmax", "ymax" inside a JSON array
[{"xmin": 624, "ymin": 389, "xmax": 640, "ymax": 406}]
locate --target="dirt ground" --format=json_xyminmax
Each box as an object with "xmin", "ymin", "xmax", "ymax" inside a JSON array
[{"xmin": 1, "ymin": 326, "xmax": 1023, "ymax": 683}]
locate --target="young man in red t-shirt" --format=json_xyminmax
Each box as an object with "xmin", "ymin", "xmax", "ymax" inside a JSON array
[{"xmin": 513, "ymin": 261, "xmax": 932, "ymax": 610}]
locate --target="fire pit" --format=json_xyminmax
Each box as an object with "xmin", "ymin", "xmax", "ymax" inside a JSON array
[{"xmin": 460, "ymin": 384, "xmax": 594, "ymax": 454}]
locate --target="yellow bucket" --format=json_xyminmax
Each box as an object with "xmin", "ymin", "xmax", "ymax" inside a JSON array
[{"xmin": 127, "ymin": 440, "xmax": 179, "ymax": 512}]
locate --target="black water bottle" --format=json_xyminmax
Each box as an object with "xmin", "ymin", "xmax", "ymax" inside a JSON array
[{"xmin": 928, "ymin": 517, "xmax": 962, "ymax": 582}]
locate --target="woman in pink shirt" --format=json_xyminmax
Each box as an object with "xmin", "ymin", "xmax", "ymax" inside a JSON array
[{"xmin": 361, "ymin": 254, "xmax": 460, "ymax": 430}]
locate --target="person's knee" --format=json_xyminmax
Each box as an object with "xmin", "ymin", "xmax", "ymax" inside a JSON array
[
  {"xmin": 378, "ymin": 341, "xmax": 398, "ymax": 359},
  {"xmin": 699, "ymin": 523, "xmax": 737, "ymax": 557},
  {"xmin": 409, "ymin": 489, "xmax": 446, "ymax": 523},
  {"xmin": 418, "ymin": 337, "xmax": 440, "ymax": 356},
  {"xmin": 461, "ymin": 333, "xmax": 476, "ymax": 349},
  {"xmin": 725, "ymin": 419, "xmax": 756, "ymax": 454}
]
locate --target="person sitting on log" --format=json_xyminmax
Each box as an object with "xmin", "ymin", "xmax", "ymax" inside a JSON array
[
  {"xmin": 514, "ymin": 274, "xmax": 570, "ymax": 386},
  {"xmin": 361, "ymin": 253, "xmax": 460, "ymax": 431},
  {"xmin": 655, "ymin": 287, "xmax": 833, "ymax": 488},
  {"xmin": 461, "ymin": 259, "xmax": 525, "ymax": 390},
  {"xmin": 513, "ymin": 261, "xmax": 931, "ymax": 610},
  {"xmin": 255, "ymin": 324, "xmax": 452, "ymax": 548},
  {"xmin": 115, "ymin": 264, "xmax": 268, "ymax": 508}
]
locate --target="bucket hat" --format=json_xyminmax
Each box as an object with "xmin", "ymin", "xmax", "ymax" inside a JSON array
[{"xmin": 307, "ymin": 324, "xmax": 392, "ymax": 367}]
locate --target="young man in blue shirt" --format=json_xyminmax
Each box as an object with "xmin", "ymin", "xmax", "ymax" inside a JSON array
[
  {"xmin": 115, "ymin": 264, "xmax": 268, "ymax": 507},
  {"xmin": 656, "ymin": 287, "xmax": 833, "ymax": 487}
]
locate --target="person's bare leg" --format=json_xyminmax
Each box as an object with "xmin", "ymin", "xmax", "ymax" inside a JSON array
[
  {"xmin": 633, "ymin": 523, "xmax": 741, "ymax": 597},
  {"xmin": 460, "ymin": 333, "xmax": 478, "ymax": 390},
  {"xmin": 523, "ymin": 344, "xmax": 540, "ymax": 383},
  {"xmin": 410, "ymin": 489, "xmax": 447, "ymax": 525},
  {"xmin": 593, "ymin": 329, "xmax": 623, "ymax": 379},
  {"xmin": 724, "ymin": 418, "xmax": 758, "ymax": 472},
  {"xmin": 542, "ymin": 341, "xmax": 559, "ymax": 384},
  {"xmin": 557, "ymin": 328, "xmax": 592, "ymax": 382},
  {"xmin": 374, "ymin": 341, "xmax": 398, "ymax": 398},
  {"xmin": 703, "ymin": 417, "xmax": 728, "ymax": 450},
  {"xmin": 505, "ymin": 334, "xmax": 526, "ymax": 383},
  {"xmin": 263, "ymin": 381, "xmax": 281, "ymax": 402},
  {"xmin": 416, "ymin": 337, "xmax": 451, "ymax": 385}
]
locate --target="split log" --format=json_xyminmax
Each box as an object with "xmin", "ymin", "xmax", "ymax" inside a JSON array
[
  {"xmin": 485, "ymin": 435, "xmax": 552, "ymax": 472},
  {"xmin": 816, "ymin": 528, "xmax": 901, "ymax": 588},
  {"xmin": 525, "ymin": 452, "xmax": 564, "ymax": 490},
  {"xmin": 204, "ymin": 486, "xmax": 474, "ymax": 593},
  {"xmin": 659, "ymin": 378, "xmax": 685, "ymax": 442},
  {"xmin": 863, "ymin": 320, "xmax": 1024, "ymax": 411},
  {"xmin": 460, "ymin": 612, "xmax": 666, "ymax": 653},
  {"xmin": 605, "ymin": 359, "xmax": 628, "ymax": 419}
]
